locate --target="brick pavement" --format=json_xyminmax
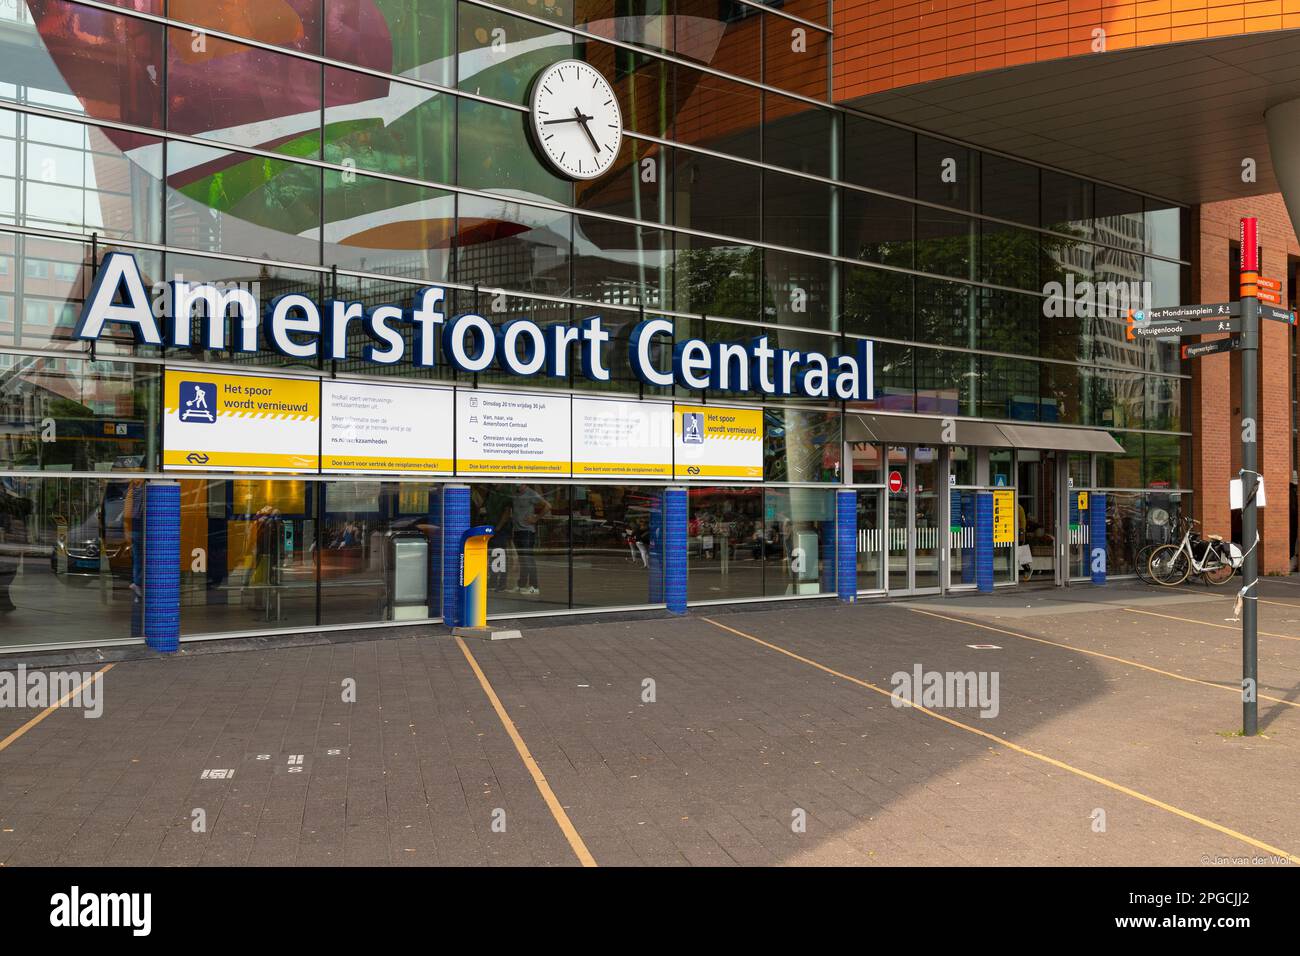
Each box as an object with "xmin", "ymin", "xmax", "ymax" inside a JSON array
[{"xmin": 1, "ymin": 580, "xmax": 1298, "ymax": 866}]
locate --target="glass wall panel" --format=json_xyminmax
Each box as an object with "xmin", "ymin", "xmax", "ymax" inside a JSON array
[
  {"xmin": 1147, "ymin": 375, "xmax": 1182, "ymax": 432},
  {"xmin": 574, "ymin": 0, "xmax": 672, "ymax": 56},
  {"xmin": 457, "ymin": 98, "xmax": 571, "ymax": 205},
  {"xmin": 179, "ymin": 0, "xmax": 323, "ymax": 52},
  {"xmin": 672, "ymin": 65, "xmax": 759, "ymax": 161},
  {"xmin": 981, "ymin": 153, "xmax": 1037, "ymax": 226},
  {"xmin": 915, "ymin": 275, "xmax": 972, "ymax": 350},
  {"xmin": 1145, "ymin": 199, "xmax": 1183, "ymax": 260},
  {"xmin": 850, "ymin": 441, "xmax": 881, "ymax": 485},
  {"xmin": 980, "ymin": 287, "xmax": 1038, "ymax": 358},
  {"xmin": 674, "ymin": 0, "xmax": 760, "ymax": 83},
  {"xmin": 687, "ymin": 484, "xmax": 763, "ymax": 601},
  {"xmin": 324, "ymin": 68, "xmax": 454, "ymax": 186},
  {"xmin": 1097, "ymin": 431, "xmax": 1143, "ymax": 488},
  {"xmin": 570, "ymin": 484, "xmax": 664, "ymax": 608},
  {"xmin": 322, "ymin": 170, "xmax": 452, "ymax": 281},
  {"xmin": 673, "ymin": 150, "xmax": 760, "ymax": 242},
  {"xmin": 1041, "ymin": 170, "xmax": 1092, "ymax": 237},
  {"xmin": 317, "ymin": 480, "xmax": 442, "ymax": 625},
  {"xmin": 1, "ymin": 0, "xmax": 164, "ymax": 128},
  {"xmin": 763, "ymin": 247, "xmax": 831, "ymax": 330},
  {"xmin": 0, "ymin": 355, "xmax": 157, "ymax": 471},
  {"xmin": 842, "ymin": 115, "xmax": 913, "ymax": 197},
  {"xmin": 572, "ymin": 215, "xmax": 670, "ymax": 310},
  {"xmin": 916, "ymin": 136, "xmax": 972, "ymax": 209},
  {"xmin": 326, "ymin": 0, "xmax": 455, "ymax": 86},
  {"xmin": 0, "ymin": 112, "xmax": 162, "ymax": 244},
  {"xmin": 179, "ymin": 477, "xmax": 318, "ymax": 636},
  {"xmin": 1144, "ymin": 433, "xmax": 1184, "ymax": 488},
  {"xmin": 1093, "ymin": 185, "xmax": 1145, "ymax": 252},
  {"xmin": 165, "ymin": 142, "xmax": 323, "ymax": 265},
  {"xmin": 915, "ymin": 207, "xmax": 974, "ymax": 280},
  {"xmin": 980, "ymin": 355, "xmax": 1042, "ymax": 421},
  {"xmin": 576, "ymin": 138, "xmax": 669, "ymax": 222},
  {"xmin": 840, "ymin": 263, "xmax": 911, "ymax": 341},
  {"xmin": 841, "ymin": 189, "xmax": 913, "ymax": 267},
  {"xmin": 1, "ymin": 232, "xmax": 163, "ymax": 355},
  {"xmin": 1105, "ymin": 490, "xmax": 1189, "ymax": 575},
  {"xmin": 167, "ymin": 28, "xmax": 322, "ymax": 158},
  {"xmin": 762, "ymin": 486, "xmax": 834, "ymax": 596},
  {"xmin": 980, "ymin": 220, "xmax": 1038, "ymax": 292},
  {"xmin": 673, "ymin": 234, "xmax": 759, "ymax": 321},
  {"xmin": 0, "ymin": 475, "xmax": 151, "ymax": 648},
  {"xmin": 457, "ymin": 4, "xmax": 572, "ymax": 106},
  {"xmin": 856, "ymin": 487, "xmax": 883, "ymax": 590},
  {"xmin": 763, "ymin": 407, "xmax": 840, "ymax": 482},
  {"xmin": 471, "ymin": 482, "xmax": 570, "ymax": 613},
  {"xmin": 454, "ymin": 193, "xmax": 571, "ymax": 295},
  {"xmin": 914, "ymin": 346, "xmax": 972, "ymax": 416},
  {"xmin": 763, "ymin": 92, "xmax": 832, "ymax": 177},
  {"xmin": 764, "ymin": 11, "xmax": 828, "ymax": 99},
  {"xmin": 763, "ymin": 169, "xmax": 832, "ymax": 254}
]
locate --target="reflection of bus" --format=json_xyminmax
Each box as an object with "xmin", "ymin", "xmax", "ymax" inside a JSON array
[{"xmin": 48, "ymin": 479, "xmax": 136, "ymax": 580}]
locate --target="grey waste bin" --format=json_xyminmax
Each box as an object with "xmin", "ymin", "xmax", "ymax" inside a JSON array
[{"xmin": 387, "ymin": 530, "xmax": 429, "ymax": 621}]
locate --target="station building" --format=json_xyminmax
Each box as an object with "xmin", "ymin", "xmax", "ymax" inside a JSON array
[{"xmin": 3, "ymin": 0, "xmax": 1294, "ymax": 652}]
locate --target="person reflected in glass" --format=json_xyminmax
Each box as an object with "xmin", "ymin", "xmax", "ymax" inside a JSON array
[
  {"xmin": 124, "ymin": 478, "xmax": 146, "ymax": 598},
  {"xmin": 510, "ymin": 484, "xmax": 548, "ymax": 595}
]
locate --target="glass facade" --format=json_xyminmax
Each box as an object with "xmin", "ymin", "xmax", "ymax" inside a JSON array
[{"xmin": 0, "ymin": 0, "xmax": 1191, "ymax": 648}]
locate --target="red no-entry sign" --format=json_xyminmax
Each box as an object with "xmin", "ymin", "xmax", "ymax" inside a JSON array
[{"xmin": 888, "ymin": 470, "xmax": 903, "ymax": 493}]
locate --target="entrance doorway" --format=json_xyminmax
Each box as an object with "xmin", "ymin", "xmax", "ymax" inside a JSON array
[
  {"xmin": 1016, "ymin": 451, "xmax": 1059, "ymax": 584},
  {"xmin": 885, "ymin": 445, "xmax": 941, "ymax": 593}
]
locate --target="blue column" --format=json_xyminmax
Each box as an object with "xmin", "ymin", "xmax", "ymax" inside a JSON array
[
  {"xmin": 975, "ymin": 491, "xmax": 994, "ymax": 593},
  {"xmin": 1090, "ymin": 492, "xmax": 1107, "ymax": 585},
  {"xmin": 441, "ymin": 484, "xmax": 470, "ymax": 626},
  {"xmin": 648, "ymin": 493, "xmax": 664, "ymax": 604},
  {"xmin": 836, "ymin": 489, "xmax": 857, "ymax": 602},
  {"xmin": 427, "ymin": 489, "xmax": 443, "ymax": 619},
  {"xmin": 663, "ymin": 487, "xmax": 687, "ymax": 615},
  {"xmin": 144, "ymin": 481, "xmax": 181, "ymax": 652}
]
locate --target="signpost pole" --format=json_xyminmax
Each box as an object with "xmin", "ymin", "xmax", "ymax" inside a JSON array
[{"xmin": 1239, "ymin": 218, "xmax": 1260, "ymax": 737}]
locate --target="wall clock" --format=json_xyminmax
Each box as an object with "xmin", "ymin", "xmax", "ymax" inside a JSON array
[{"xmin": 528, "ymin": 60, "xmax": 623, "ymax": 181}]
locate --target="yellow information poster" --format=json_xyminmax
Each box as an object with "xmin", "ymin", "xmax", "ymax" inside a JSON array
[
  {"xmin": 673, "ymin": 404, "xmax": 764, "ymax": 480},
  {"xmin": 1077, "ymin": 491, "xmax": 1089, "ymax": 511},
  {"xmin": 164, "ymin": 369, "xmax": 320, "ymax": 472},
  {"xmin": 993, "ymin": 489, "xmax": 1015, "ymax": 544}
]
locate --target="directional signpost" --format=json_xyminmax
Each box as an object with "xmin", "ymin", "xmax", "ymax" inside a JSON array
[
  {"xmin": 1238, "ymin": 218, "xmax": 1261, "ymax": 737},
  {"xmin": 1126, "ymin": 217, "xmax": 1270, "ymax": 736}
]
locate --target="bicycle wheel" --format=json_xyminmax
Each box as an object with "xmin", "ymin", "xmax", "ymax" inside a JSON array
[
  {"xmin": 1135, "ymin": 544, "xmax": 1160, "ymax": 585},
  {"xmin": 1201, "ymin": 545, "xmax": 1236, "ymax": 586},
  {"xmin": 1148, "ymin": 544, "xmax": 1191, "ymax": 586}
]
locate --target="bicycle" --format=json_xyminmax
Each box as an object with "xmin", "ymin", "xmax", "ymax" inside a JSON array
[{"xmin": 1147, "ymin": 517, "xmax": 1240, "ymax": 586}]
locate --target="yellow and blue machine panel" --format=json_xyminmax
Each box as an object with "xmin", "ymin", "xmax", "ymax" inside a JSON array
[{"xmin": 459, "ymin": 525, "xmax": 495, "ymax": 628}]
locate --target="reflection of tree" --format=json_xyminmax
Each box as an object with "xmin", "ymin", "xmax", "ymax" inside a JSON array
[{"xmin": 673, "ymin": 245, "xmax": 759, "ymax": 318}]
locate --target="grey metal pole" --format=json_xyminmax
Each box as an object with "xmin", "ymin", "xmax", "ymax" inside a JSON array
[{"xmin": 1239, "ymin": 217, "xmax": 1260, "ymax": 737}]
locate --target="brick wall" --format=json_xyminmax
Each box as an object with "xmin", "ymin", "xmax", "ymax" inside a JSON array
[
  {"xmin": 1196, "ymin": 194, "xmax": 1299, "ymax": 573},
  {"xmin": 833, "ymin": 0, "xmax": 1300, "ymax": 100}
]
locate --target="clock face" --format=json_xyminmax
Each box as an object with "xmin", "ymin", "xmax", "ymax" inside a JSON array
[{"xmin": 529, "ymin": 60, "xmax": 623, "ymax": 181}]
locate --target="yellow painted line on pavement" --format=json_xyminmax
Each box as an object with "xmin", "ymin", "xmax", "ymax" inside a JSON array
[
  {"xmin": 701, "ymin": 617, "xmax": 1300, "ymax": 865},
  {"xmin": 1125, "ymin": 607, "xmax": 1300, "ymax": 643},
  {"xmin": 907, "ymin": 607, "xmax": 1299, "ymax": 710},
  {"xmin": 0, "ymin": 664, "xmax": 114, "ymax": 754},
  {"xmin": 1170, "ymin": 584, "xmax": 1300, "ymax": 610},
  {"xmin": 454, "ymin": 636, "xmax": 597, "ymax": 868}
]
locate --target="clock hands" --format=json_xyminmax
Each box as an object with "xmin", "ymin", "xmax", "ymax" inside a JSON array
[
  {"xmin": 573, "ymin": 107, "xmax": 602, "ymax": 154},
  {"xmin": 540, "ymin": 108, "xmax": 602, "ymax": 155}
]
